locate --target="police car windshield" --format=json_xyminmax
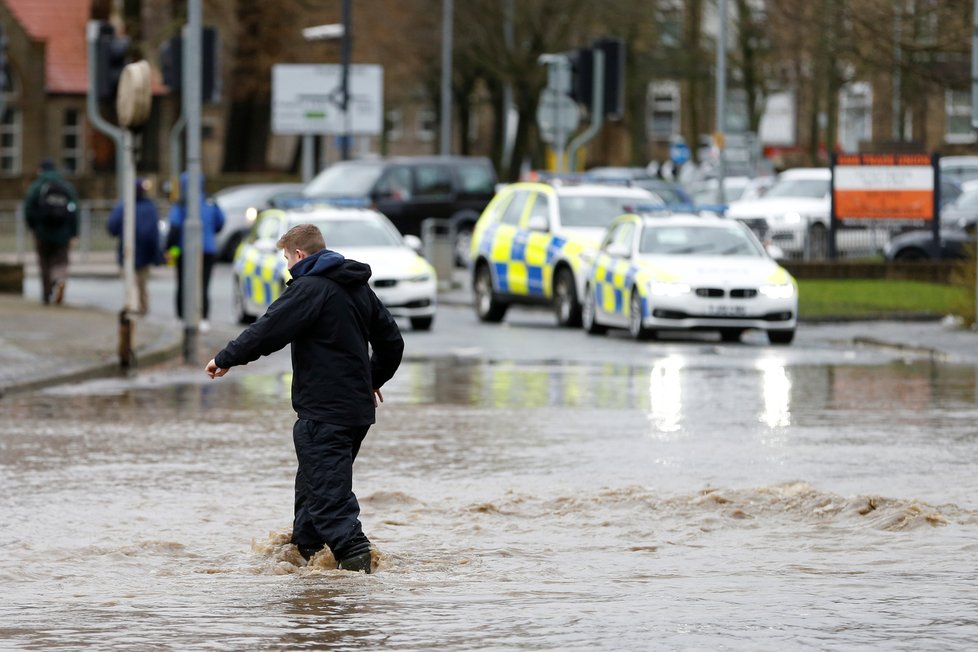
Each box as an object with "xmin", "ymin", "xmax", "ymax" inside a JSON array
[
  {"xmin": 640, "ymin": 225, "xmax": 764, "ymax": 257},
  {"xmin": 311, "ymin": 218, "xmax": 404, "ymax": 248},
  {"xmin": 558, "ymin": 195, "xmax": 648, "ymax": 228},
  {"xmin": 304, "ymin": 163, "xmax": 384, "ymax": 197}
]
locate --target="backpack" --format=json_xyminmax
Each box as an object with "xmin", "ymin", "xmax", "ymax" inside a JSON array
[{"xmin": 38, "ymin": 180, "xmax": 77, "ymax": 226}]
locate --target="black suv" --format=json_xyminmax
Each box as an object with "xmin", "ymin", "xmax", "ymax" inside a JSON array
[{"xmin": 298, "ymin": 156, "xmax": 498, "ymax": 260}]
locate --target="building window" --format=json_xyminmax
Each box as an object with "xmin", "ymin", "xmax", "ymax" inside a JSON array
[
  {"xmin": 944, "ymin": 89, "xmax": 976, "ymax": 145},
  {"xmin": 417, "ymin": 108, "xmax": 436, "ymax": 142},
  {"xmin": 386, "ymin": 109, "xmax": 403, "ymax": 142},
  {"xmin": 0, "ymin": 107, "xmax": 21, "ymax": 175},
  {"xmin": 646, "ymin": 81, "xmax": 680, "ymax": 140},
  {"xmin": 838, "ymin": 82, "xmax": 873, "ymax": 153},
  {"xmin": 61, "ymin": 108, "xmax": 82, "ymax": 174}
]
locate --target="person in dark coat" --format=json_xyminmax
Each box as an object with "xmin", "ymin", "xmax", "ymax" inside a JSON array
[
  {"xmin": 24, "ymin": 159, "xmax": 80, "ymax": 304},
  {"xmin": 166, "ymin": 172, "xmax": 225, "ymax": 330},
  {"xmin": 205, "ymin": 223, "xmax": 404, "ymax": 573},
  {"xmin": 107, "ymin": 178, "xmax": 164, "ymax": 315}
]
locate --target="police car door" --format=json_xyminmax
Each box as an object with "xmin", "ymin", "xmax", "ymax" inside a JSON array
[
  {"xmin": 596, "ymin": 219, "xmax": 636, "ymax": 326},
  {"xmin": 521, "ymin": 191, "xmax": 553, "ymax": 298},
  {"xmin": 489, "ymin": 189, "xmax": 530, "ymax": 297}
]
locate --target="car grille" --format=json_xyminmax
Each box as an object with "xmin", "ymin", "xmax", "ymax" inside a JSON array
[
  {"xmin": 729, "ymin": 288, "xmax": 758, "ymax": 298},
  {"xmin": 373, "ymin": 279, "xmax": 398, "ymax": 288},
  {"xmin": 694, "ymin": 288, "xmax": 758, "ymax": 298},
  {"xmin": 695, "ymin": 288, "xmax": 724, "ymax": 297}
]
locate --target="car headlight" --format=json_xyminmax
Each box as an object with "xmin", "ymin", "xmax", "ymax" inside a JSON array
[
  {"xmin": 759, "ymin": 283, "xmax": 795, "ymax": 299},
  {"xmin": 408, "ymin": 273, "xmax": 433, "ymax": 283},
  {"xmin": 649, "ymin": 281, "xmax": 691, "ymax": 297},
  {"xmin": 245, "ymin": 207, "xmax": 258, "ymax": 223}
]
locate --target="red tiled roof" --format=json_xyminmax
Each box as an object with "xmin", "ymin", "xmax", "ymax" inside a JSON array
[{"xmin": 5, "ymin": 0, "xmax": 92, "ymax": 94}]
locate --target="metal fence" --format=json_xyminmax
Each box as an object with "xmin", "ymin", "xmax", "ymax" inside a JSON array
[{"xmin": 0, "ymin": 200, "xmax": 172, "ymax": 261}]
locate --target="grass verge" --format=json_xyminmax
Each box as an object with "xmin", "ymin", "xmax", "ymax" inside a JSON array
[{"xmin": 797, "ymin": 279, "xmax": 971, "ymax": 320}]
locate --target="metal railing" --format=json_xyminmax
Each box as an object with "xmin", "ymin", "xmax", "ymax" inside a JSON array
[{"xmin": 0, "ymin": 199, "xmax": 172, "ymax": 261}]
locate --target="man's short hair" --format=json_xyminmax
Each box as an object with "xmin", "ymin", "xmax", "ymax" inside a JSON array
[{"xmin": 277, "ymin": 224, "xmax": 326, "ymax": 254}]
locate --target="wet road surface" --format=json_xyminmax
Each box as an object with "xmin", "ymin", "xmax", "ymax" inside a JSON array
[{"xmin": 2, "ymin": 310, "xmax": 978, "ymax": 651}]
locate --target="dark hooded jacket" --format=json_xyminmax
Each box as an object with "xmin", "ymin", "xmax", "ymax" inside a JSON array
[{"xmin": 215, "ymin": 249, "xmax": 404, "ymax": 425}]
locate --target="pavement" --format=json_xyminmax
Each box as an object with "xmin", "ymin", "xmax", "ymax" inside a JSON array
[{"xmin": 2, "ymin": 252, "xmax": 978, "ymax": 397}]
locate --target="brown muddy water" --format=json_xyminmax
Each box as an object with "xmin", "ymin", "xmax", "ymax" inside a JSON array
[{"xmin": 2, "ymin": 355, "xmax": 978, "ymax": 650}]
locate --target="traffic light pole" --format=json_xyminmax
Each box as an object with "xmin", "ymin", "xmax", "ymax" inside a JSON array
[
  {"xmin": 566, "ymin": 49, "xmax": 604, "ymax": 172},
  {"xmin": 181, "ymin": 1, "xmax": 204, "ymax": 364},
  {"xmin": 85, "ymin": 21, "xmax": 126, "ymax": 202}
]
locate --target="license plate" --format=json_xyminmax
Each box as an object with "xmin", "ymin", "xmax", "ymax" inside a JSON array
[{"xmin": 706, "ymin": 304, "xmax": 746, "ymax": 316}]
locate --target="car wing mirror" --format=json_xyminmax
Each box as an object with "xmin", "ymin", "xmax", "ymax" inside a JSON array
[
  {"xmin": 527, "ymin": 215, "xmax": 549, "ymax": 232},
  {"xmin": 606, "ymin": 243, "xmax": 630, "ymax": 258},
  {"xmin": 403, "ymin": 234, "xmax": 423, "ymax": 253}
]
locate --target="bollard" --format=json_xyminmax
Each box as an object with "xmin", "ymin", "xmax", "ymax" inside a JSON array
[{"xmin": 421, "ymin": 218, "xmax": 456, "ymax": 291}]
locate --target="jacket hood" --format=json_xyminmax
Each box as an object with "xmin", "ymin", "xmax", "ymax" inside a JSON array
[{"xmin": 289, "ymin": 249, "xmax": 372, "ymax": 287}]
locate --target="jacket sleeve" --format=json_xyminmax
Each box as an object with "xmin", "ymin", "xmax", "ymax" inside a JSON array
[
  {"xmin": 165, "ymin": 204, "xmax": 183, "ymax": 250},
  {"xmin": 209, "ymin": 200, "xmax": 226, "ymax": 234},
  {"xmin": 367, "ymin": 291, "xmax": 404, "ymax": 389},
  {"xmin": 107, "ymin": 203, "xmax": 123, "ymax": 236},
  {"xmin": 24, "ymin": 181, "xmax": 40, "ymax": 230},
  {"xmin": 214, "ymin": 279, "xmax": 321, "ymax": 369}
]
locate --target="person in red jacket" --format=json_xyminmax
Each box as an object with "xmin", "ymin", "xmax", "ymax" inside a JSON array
[{"xmin": 205, "ymin": 223, "xmax": 404, "ymax": 573}]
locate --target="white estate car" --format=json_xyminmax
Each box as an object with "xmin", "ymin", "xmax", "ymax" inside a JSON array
[
  {"xmin": 725, "ymin": 168, "xmax": 831, "ymax": 257},
  {"xmin": 232, "ymin": 205, "xmax": 437, "ymax": 330},
  {"xmin": 582, "ymin": 212, "xmax": 797, "ymax": 344}
]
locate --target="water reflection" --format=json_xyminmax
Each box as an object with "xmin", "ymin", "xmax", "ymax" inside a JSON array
[
  {"xmin": 757, "ymin": 357, "xmax": 791, "ymax": 429},
  {"xmin": 648, "ymin": 355, "xmax": 684, "ymax": 436}
]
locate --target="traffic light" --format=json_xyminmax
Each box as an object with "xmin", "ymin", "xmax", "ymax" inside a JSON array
[
  {"xmin": 96, "ymin": 22, "xmax": 130, "ymax": 101},
  {"xmin": 160, "ymin": 27, "xmax": 221, "ymax": 104},
  {"xmin": 567, "ymin": 37, "xmax": 626, "ymax": 119}
]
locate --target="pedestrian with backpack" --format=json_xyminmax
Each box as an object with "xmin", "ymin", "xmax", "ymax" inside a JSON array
[
  {"xmin": 107, "ymin": 178, "xmax": 164, "ymax": 315},
  {"xmin": 24, "ymin": 159, "xmax": 80, "ymax": 305}
]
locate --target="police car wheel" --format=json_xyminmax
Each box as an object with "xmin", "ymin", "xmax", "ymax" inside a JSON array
[
  {"xmin": 233, "ymin": 277, "xmax": 257, "ymax": 325},
  {"xmin": 410, "ymin": 316, "xmax": 434, "ymax": 331},
  {"xmin": 474, "ymin": 263, "xmax": 508, "ymax": 323},
  {"xmin": 553, "ymin": 268, "xmax": 582, "ymax": 328},
  {"xmin": 628, "ymin": 288, "xmax": 655, "ymax": 341},
  {"xmin": 582, "ymin": 285, "xmax": 607, "ymax": 335}
]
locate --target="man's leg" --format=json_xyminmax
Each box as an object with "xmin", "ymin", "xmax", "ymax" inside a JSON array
[
  {"xmin": 48, "ymin": 245, "xmax": 69, "ymax": 304},
  {"xmin": 135, "ymin": 266, "xmax": 150, "ymax": 314},
  {"xmin": 292, "ymin": 419, "xmax": 371, "ymax": 565},
  {"xmin": 290, "ymin": 421, "xmax": 324, "ymax": 560},
  {"xmin": 35, "ymin": 241, "xmax": 53, "ymax": 303}
]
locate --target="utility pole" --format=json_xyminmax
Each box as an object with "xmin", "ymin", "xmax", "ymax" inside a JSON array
[
  {"xmin": 715, "ymin": 0, "xmax": 728, "ymax": 206},
  {"xmin": 182, "ymin": 0, "xmax": 204, "ymax": 363},
  {"xmin": 340, "ymin": 0, "xmax": 352, "ymax": 160}
]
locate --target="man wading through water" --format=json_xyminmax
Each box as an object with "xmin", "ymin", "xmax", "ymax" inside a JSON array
[{"xmin": 206, "ymin": 224, "xmax": 404, "ymax": 573}]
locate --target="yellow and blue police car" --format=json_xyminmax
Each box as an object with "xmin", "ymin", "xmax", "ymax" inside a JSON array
[
  {"xmin": 469, "ymin": 181, "xmax": 658, "ymax": 326},
  {"xmin": 582, "ymin": 212, "xmax": 797, "ymax": 344},
  {"xmin": 232, "ymin": 205, "xmax": 437, "ymax": 330}
]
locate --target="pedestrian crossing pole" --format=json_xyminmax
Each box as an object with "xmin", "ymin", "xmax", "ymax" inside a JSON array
[{"xmin": 182, "ymin": 0, "xmax": 204, "ymax": 363}]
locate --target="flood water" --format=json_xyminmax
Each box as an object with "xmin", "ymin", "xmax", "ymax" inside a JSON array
[{"xmin": 2, "ymin": 352, "xmax": 978, "ymax": 650}]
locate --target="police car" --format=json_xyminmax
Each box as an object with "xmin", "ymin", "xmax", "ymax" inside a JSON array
[
  {"xmin": 469, "ymin": 181, "xmax": 659, "ymax": 326},
  {"xmin": 582, "ymin": 213, "xmax": 797, "ymax": 344},
  {"xmin": 232, "ymin": 205, "xmax": 437, "ymax": 330}
]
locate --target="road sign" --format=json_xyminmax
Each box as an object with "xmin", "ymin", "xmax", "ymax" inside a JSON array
[
  {"xmin": 271, "ymin": 64, "xmax": 383, "ymax": 135},
  {"xmin": 536, "ymin": 89, "xmax": 579, "ymax": 144}
]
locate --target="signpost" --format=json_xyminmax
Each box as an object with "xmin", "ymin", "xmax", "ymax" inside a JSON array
[
  {"xmin": 271, "ymin": 64, "xmax": 383, "ymax": 136},
  {"xmin": 536, "ymin": 88, "xmax": 580, "ymax": 170}
]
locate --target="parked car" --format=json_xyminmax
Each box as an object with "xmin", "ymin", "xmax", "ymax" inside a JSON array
[
  {"xmin": 939, "ymin": 184, "xmax": 978, "ymax": 225},
  {"xmin": 232, "ymin": 205, "xmax": 437, "ymax": 329},
  {"xmin": 686, "ymin": 175, "xmax": 773, "ymax": 207},
  {"xmin": 213, "ymin": 182, "xmax": 305, "ymax": 261},
  {"xmin": 940, "ymin": 156, "xmax": 978, "ymax": 187},
  {"xmin": 585, "ymin": 167, "xmax": 694, "ymax": 209},
  {"xmin": 725, "ymin": 168, "xmax": 831, "ymax": 256},
  {"xmin": 884, "ymin": 216, "xmax": 976, "ymax": 261},
  {"xmin": 582, "ymin": 212, "xmax": 797, "ymax": 344},
  {"xmin": 298, "ymin": 156, "xmax": 498, "ymax": 263},
  {"xmin": 470, "ymin": 180, "xmax": 660, "ymax": 327}
]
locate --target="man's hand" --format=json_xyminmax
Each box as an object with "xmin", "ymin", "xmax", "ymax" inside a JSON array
[
  {"xmin": 373, "ymin": 388, "xmax": 384, "ymax": 407},
  {"xmin": 205, "ymin": 358, "xmax": 229, "ymax": 379}
]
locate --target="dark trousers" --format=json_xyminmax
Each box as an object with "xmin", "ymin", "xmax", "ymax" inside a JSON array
[
  {"xmin": 34, "ymin": 240, "xmax": 69, "ymax": 304},
  {"xmin": 174, "ymin": 252, "xmax": 215, "ymax": 319},
  {"xmin": 290, "ymin": 419, "xmax": 372, "ymax": 561}
]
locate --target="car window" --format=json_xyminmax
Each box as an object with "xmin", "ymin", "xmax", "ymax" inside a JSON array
[
  {"xmin": 764, "ymin": 178, "xmax": 829, "ymax": 199},
  {"xmin": 375, "ymin": 166, "xmax": 413, "ymax": 200},
  {"xmin": 952, "ymin": 188, "xmax": 978, "ymax": 209},
  {"xmin": 304, "ymin": 162, "xmax": 385, "ymax": 196},
  {"xmin": 640, "ymin": 224, "xmax": 764, "ymax": 256},
  {"xmin": 414, "ymin": 165, "xmax": 454, "ymax": 196},
  {"xmin": 500, "ymin": 190, "xmax": 529, "ymax": 225},
  {"xmin": 311, "ymin": 218, "xmax": 403, "ymax": 247},
  {"xmin": 557, "ymin": 194, "xmax": 648, "ymax": 228},
  {"xmin": 526, "ymin": 192, "xmax": 550, "ymax": 226},
  {"xmin": 613, "ymin": 222, "xmax": 635, "ymax": 252},
  {"xmin": 457, "ymin": 163, "xmax": 495, "ymax": 193}
]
